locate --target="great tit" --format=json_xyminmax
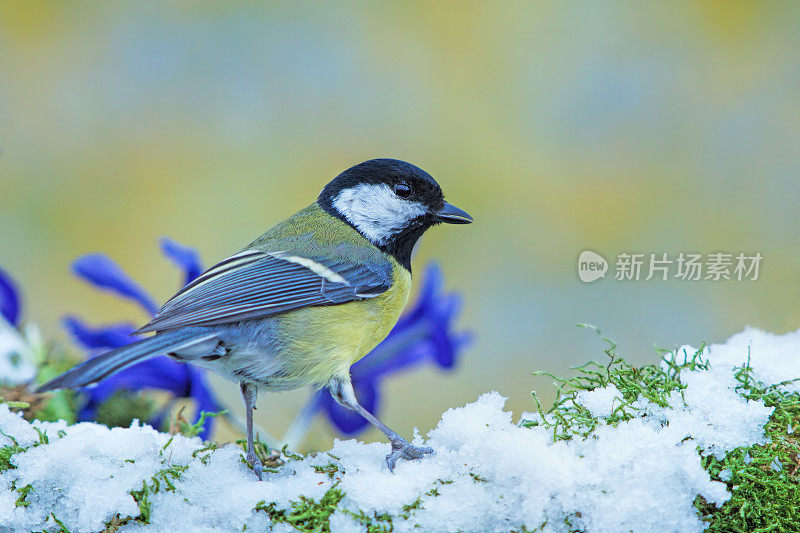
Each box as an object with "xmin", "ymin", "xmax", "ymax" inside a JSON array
[{"xmin": 37, "ymin": 158, "xmax": 472, "ymax": 478}]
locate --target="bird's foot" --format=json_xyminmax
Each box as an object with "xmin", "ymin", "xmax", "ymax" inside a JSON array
[
  {"xmin": 246, "ymin": 451, "xmax": 264, "ymax": 481},
  {"xmin": 386, "ymin": 437, "xmax": 433, "ymax": 472}
]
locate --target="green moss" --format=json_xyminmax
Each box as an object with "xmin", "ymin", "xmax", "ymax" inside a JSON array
[
  {"xmin": 129, "ymin": 482, "xmax": 152, "ymax": 524},
  {"xmin": 0, "ymin": 399, "xmax": 30, "ymax": 410},
  {"xmin": 343, "ymin": 509, "xmax": 394, "ymax": 532},
  {"xmin": 101, "ymin": 515, "xmax": 129, "ymax": 533},
  {"xmin": 255, "ymin": 484, "xmax": 346, "ymax": 532},
  {"xmin": 695, "ymin": 364, "xmax": 800, "ymax": 531},
  {"xmin": 521, "ymin": 324, "xmax": 707, "ymax": 442},
  {"xmin": 0, "ymin": 424, "xmax": 55, "ymax": 472},
  {"xmin": 313, "ymin": 462, "xmax": 340, "ymax": 480},
  {"xmin": 92, "ymin": 390, "xmax": 157, "ymax": 431},
  {"xmin": 469, "ymin": 472, "xmax": 489, "ymax": 483},
  {"xmin": 281, "ymin": 443, "xmax": 304, "ymax": 461},
  {"xmin": 176, "ymin": 410, "xmax": 226, "ymax": 438},
  {"xmin": 0, "ymin": 440, "xmax": 26, "ymax": 472},
  {"xmin": 14, "ymin": 483, "xmax": 33, "ymax": 508},
  {"xmin": 191, "ymin": 441, "xmax": 221, "ymax": 465},
  {"xmin": 114, "ymin": 464, "xmax": 190, "ymax": 527},
  {"xmin": 33, "ymin": 426, "xmax": 49, "ymax": 446},
  {"xmin": 49, "ymin": 513, "xmax": 71, "ymax": 533},
  {"xmin": 401, "ymin": 497, "xmax": 423, "ymax": 519}
]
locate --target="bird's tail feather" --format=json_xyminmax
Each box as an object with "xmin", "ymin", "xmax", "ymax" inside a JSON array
[{"xmin": 36, "ymin": 331, "xmax": 217, "ymax": 392}]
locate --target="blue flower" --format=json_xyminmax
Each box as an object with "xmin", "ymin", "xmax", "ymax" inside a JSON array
[
  {"xmin": 311, "ymin": 263, "xmax": 471, "ymax": 435},
  {"xmin": 0, "ymin": 266, "xmax": 21, "ymax": 326},
  {"xmin": 159, "ymin": 237, "xmax": 202, "ymax": 287},
  {"xmin": 71, "ymin": 255, "xmax": 159, "ymax": 315},
  {"xmin": 65, "ymin": 238, "xmax": 221, "ymax": 439}
]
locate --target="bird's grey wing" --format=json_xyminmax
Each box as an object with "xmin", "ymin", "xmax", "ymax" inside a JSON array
[{"xmin": 136, "ymin": 249, "xmax": 392, "ymax": 333}]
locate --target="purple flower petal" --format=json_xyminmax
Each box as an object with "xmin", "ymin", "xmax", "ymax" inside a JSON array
[
  {"xmin": 394, "ymin": 263, "xmax": 442, "ymax": 328},
  {"xmin": 62, "ymin": 316, "xmax": 139, "ymax": 350},
  {"xmin": 0, "ymin": 266, "xmax": 20, "ymax": 326},
  {"xmin": 429, "ymin": 294, "xmax": 463, "ymax": 368},
  {"xmin": 160, "ymin": 237, "xmax": 203, "ymax": 286},
  {"xmin": 72, "ymin": 254, "xmax": 159, "ymax": 315},
  {"xmin": 321, "ymin": 381, "xmax": 378, "ymax": 435},
  {"xmin": 351, "ymin": 332, "xmax": 427, "ymax": 381}
]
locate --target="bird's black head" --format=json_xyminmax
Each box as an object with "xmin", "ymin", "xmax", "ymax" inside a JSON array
[{"xmin": 318, "ymin": 158, "xmax": 472, "ymax": 271}]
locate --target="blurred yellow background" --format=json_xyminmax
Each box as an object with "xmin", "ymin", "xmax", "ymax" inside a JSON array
[{"xmin": 3, "ymin": 2, "xmax": 800, "ymax": 448}]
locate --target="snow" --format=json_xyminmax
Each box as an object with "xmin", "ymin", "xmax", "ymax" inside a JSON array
[
  {"xmin": 659, "ymin": 365, "xmax": 773, "ymax": 460},
  {"xmin": 0, "ymin": 326, "xmax": 797, "ymax": 532},
  {"xmin": 675, "ymin": 326, "xmax": 800, "ymax": 393},
  {"xmin": 574, "ymin": 383, "xmax": 622, "ymax": 417}
]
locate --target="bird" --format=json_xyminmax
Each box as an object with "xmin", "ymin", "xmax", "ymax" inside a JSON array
[{"xmin": 37, "ymin": 158, "xmax": 472, "ymax": 479}]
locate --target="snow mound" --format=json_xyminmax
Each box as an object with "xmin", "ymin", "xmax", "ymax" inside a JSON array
[
  {"xmin": 676, "ymin": 326, "xmax": 800, "ymax": 393},
  {"xmin": 1, "ymin": 326, "xmax": 795, "ymax": 532}
]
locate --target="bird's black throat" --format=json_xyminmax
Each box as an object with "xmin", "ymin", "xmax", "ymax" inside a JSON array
[{"xmin": 377, "ymin": 222, "xmax": 433, "ymax": 273}]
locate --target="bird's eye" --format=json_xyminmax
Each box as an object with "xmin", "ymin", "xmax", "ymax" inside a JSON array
[{"xmin": 393, "ymin": 182, "xmax": 412, "ymax": 198}]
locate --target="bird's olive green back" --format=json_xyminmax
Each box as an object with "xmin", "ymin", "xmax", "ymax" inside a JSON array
[{"xmin": 245, "ymin": 203, "xmax": 391, "ymax": 268}]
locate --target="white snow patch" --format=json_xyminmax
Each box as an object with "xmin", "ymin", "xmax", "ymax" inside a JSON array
[
  {"xmin": 0, "ymin": 326, "xmax": 797, "ymax": 532},
  {"xmin": 575, "ymin": 384, "xmax": 622, "ymax": 417}
]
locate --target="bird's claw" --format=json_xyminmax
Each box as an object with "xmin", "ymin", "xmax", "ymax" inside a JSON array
[
  {"xmin": 246, "ymin": 451, "xmax": 264, "ymax": 481},
  {"xmin": 386, "ymin": 438, "xmax": 434, "ymax": 472}
]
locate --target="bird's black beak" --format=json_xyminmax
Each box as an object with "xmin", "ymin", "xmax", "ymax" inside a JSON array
[{"xmin": 435, "ymin": 202, "xmax": 473, "ymax": 224}]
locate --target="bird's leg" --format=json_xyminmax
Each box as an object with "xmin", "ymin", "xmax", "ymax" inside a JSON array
[
  {"xmin": 329, "ymin": 375, "xmax": 433, "ymax": 472},
  {"xmin": 240, "ymin": 381, "xmax": 263, "ymax": 481}
]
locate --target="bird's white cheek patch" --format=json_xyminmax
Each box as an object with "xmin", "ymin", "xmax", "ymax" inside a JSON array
[{"xmin": 332, "ymin": 183, "xmax": 428, "ymax": 245}]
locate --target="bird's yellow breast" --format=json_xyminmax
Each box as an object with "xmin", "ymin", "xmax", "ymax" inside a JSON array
[{"xmin": 276, "ymin": 260, "xmax": 412, "ymax": 387}]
